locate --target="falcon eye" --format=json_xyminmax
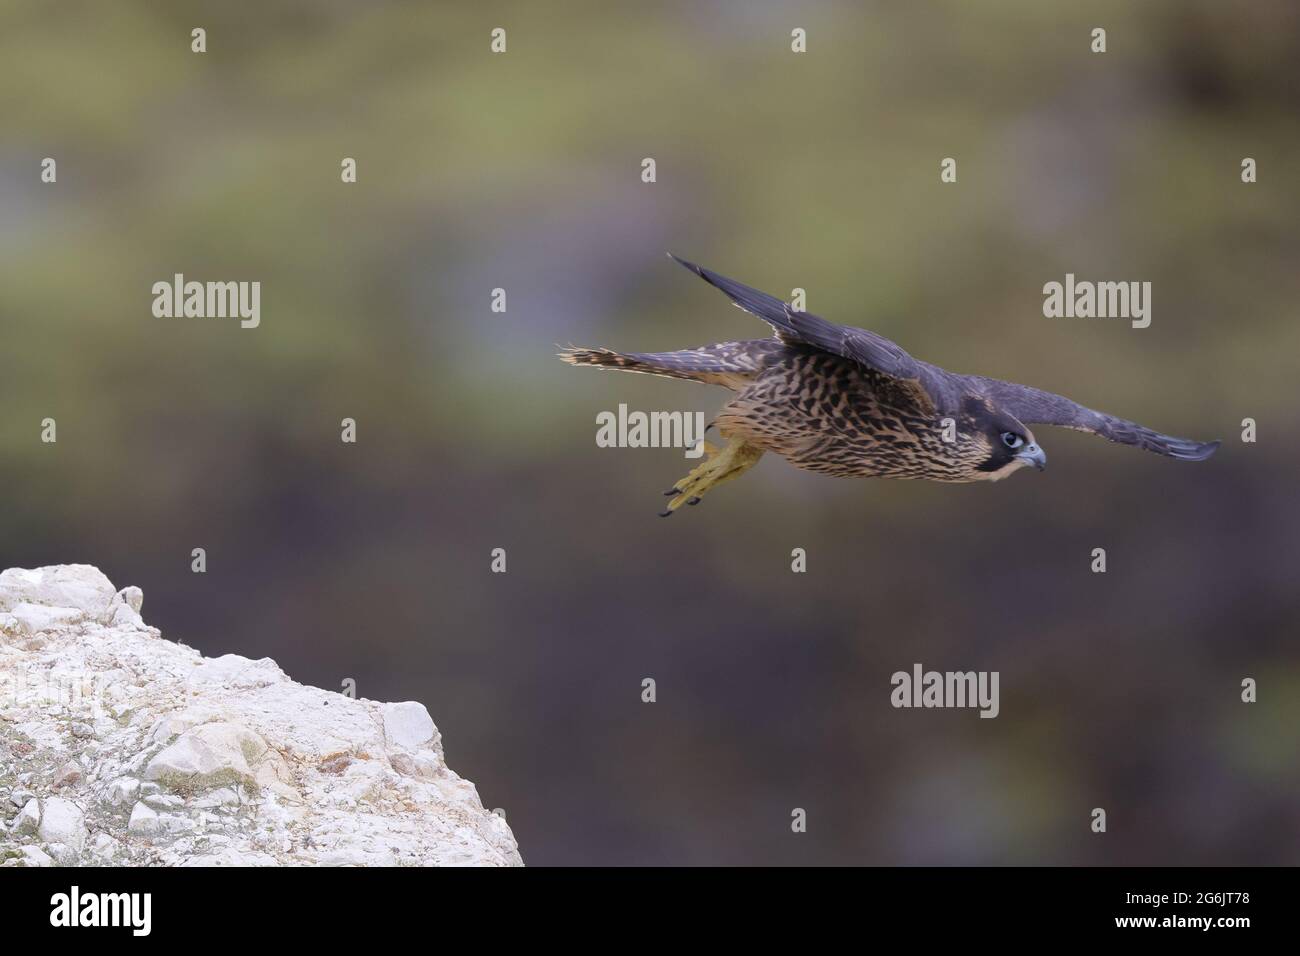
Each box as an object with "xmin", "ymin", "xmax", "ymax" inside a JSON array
[{"xmin": 1001, "ymin": 432, "xmax": 1024, "ymax": 449}]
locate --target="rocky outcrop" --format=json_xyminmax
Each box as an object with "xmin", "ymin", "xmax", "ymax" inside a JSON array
[{"xmin": 0, "ymin": 565, "xmax": 521, "ymax": 866}]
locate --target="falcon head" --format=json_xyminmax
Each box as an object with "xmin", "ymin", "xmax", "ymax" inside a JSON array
[{"xmin": 970, "ymin": 402, "xmax": 1046, "ymax": 480}]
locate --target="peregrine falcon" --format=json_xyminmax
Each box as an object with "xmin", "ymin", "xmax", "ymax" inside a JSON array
[{"xmin": 561, "ymin": 256, "xmax": 1219, "ymax": 516}]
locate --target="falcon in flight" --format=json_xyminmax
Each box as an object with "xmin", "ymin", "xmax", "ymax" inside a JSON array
[{"xmin": 561, "ymin": 256, "xmax": 1219, "ymax": 516}]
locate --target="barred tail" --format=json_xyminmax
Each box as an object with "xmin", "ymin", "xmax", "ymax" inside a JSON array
[
  {"xmin": 559, "ymin": 342, "xmax": 780, "ymax": 388},
  {"xmin": 559, "ymin": 346, "xmax": 676, "ymax": 375}
]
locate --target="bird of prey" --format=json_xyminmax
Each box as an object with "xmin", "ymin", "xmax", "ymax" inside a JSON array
[{"xmin": 561, "ymin": 256, "xmax": 1219, "ymax": 516}]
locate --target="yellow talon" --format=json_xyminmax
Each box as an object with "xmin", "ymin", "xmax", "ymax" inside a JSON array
[{"xmin": 660, "ymin": 439, "xmax": 764, "ymax": 515}]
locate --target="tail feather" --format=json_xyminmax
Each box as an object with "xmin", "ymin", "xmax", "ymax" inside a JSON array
[
  {"xmin": 559, "ymin": 342, "xmax": 779, "ymax": 388},
  {"xmin": 559, "ymin": 346, "xmax": 654, "ymax": 372}
]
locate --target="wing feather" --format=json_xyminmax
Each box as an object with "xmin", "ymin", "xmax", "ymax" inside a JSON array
[
  {"xmin": 669, "ymin": 254, "xmax": 946, "ymax": 411},
  {"xmin": 972, "ymin": 377, "xmax": 1219, "ymax": 461}
]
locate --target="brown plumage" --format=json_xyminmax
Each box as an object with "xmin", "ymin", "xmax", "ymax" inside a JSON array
[{"xmin": 561, "ymin": 256, "xmax": 1219, "ymax": 514}]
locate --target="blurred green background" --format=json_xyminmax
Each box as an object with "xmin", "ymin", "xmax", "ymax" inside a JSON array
[{"xmin": 2, "ymin": 0, "xmax": 1298, "ymax": 864}]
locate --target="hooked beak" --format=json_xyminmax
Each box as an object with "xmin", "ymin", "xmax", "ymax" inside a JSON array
[{"xmin": 1016, "ymin": 443, "xmax": 1047, "ymax": 472}]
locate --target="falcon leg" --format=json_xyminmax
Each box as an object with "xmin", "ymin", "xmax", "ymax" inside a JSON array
[
  {"xmin": 663, "ymin": 441, "xmax": 720, "ymax": 494},
  {"xmin": 659, "ymin": 438, "xmax": 764, "ymax": 516}
]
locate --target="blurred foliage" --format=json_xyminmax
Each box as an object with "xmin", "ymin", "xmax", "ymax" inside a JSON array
[{"xmin": 1, "ymin": 0, "xmax": 1298, "ymax": 863}]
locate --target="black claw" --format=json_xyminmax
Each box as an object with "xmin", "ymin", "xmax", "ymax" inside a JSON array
[
  {"xmin": 687, "ymin": 496, "xmax": 702, "ymax": 506},
  {"xmin": 658, "ymin": 509, "xmax": 673, "ymax": 518},
  {"xmin": 664, "ymin": 487, "xmax": 681, "ymax": 496}
]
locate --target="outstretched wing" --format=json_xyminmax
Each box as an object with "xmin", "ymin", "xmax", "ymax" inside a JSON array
[
  {"xmin": 971, "ymin": 377, "xmax": 1219, "ymax": 461},
  {"xmin": 669, "ymin": 254, "xmax": 949, "ymax": 410}
]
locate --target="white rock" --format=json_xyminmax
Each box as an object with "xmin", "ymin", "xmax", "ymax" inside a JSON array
[
  {"xmin": 192, "ymin": 787, "xmax": 240, "ymax": 809},
  {"xmin": 13, "ymin": 799, "xmax": 40, "ymax": 834},
  {"xmin": 37, "ymin": 797, "xmax": 86, "ymax": 853},
  {"xmin": 143, "ymin": 793, "xmax": 184, "ymax": 809},
  {"xmin": 338, "ymin": 760, "xmax": 389, "ymax": 804},
  {"xmin": 144, "ymin": 722, "xmax": 269, "ymax": 791},
  {"xmin": 92, "ymin": 832, "xmax": 118, "ymax": 853},
  {"xmin": 109, "ymin": 602, "xmax": 144, "ymax": 629},
  {"xmin": 45, "ymin": 841, "xmax": 79, "ymax": 864},
  {"xmin": 127, "ymin": 802, "xmax": 160, "ymax": 835},
  {"xmin": 117, "ymin": 586, "xmax": 144, "ymax": 613},
  {"xmin": 390, "ymin": 748, "xmax": 443, "ymax": 779},
  {"xmin": 186, "ymin": 654, "xmax": 284, "ymax": 690},
  {"xmin": 103, "ymin": 777, "xmax": 140, "ymax": 806},
  {"xmin": 157, "ymin": 813, "xmax": 195, "ymax": 834},
  {"xmin": 149, "ymin": 705, "xmax": 222, "ymax": 744},
  {"xmin": 8, "ymin": 602, "xmax": 84, "ymax": 635},
  {"xmin": 0, "ymin": 563, "xmax": 521, "ymax": 867},
  {"xmin": 19, "ymin": 845, "xmax": 54, "ymax": 867},
  {"xmin": 0, "ymin": 564, "xmax": 116, "ymax": 619},
  {"xmin": 382, "ymin": 701, "xmax": 437, "ymax": 750}
]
